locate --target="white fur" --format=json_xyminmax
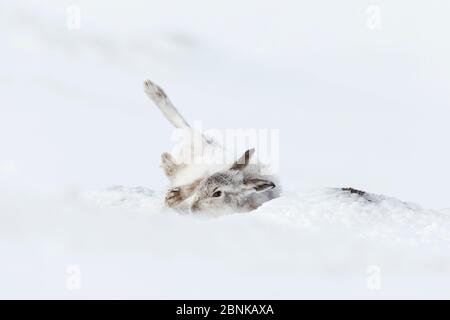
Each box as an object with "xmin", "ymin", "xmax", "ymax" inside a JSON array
[{"xmin": 143, "ymin": 79, "xmax": 280, "ymax": 212}]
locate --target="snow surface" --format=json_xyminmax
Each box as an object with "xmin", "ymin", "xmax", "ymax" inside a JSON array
[
  {"xmin": 1, "ymin": 0, "xmax": 450, "ymax": 298},
  {"xmin": 1, "ymin": 187, "xmax": 450, "ymax": 299}
]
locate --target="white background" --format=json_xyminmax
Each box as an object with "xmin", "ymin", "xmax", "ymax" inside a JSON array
[
  {"xmin": 1, "ymin": 0, "xmax": 450, "ymax": 299},
  {"xmin": 1, "ymin": 0, "xmax": 450, "ymax": 207}
]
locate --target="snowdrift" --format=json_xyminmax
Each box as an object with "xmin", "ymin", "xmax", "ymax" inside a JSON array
[{"xmin": 1, "ymin": 187, "xmax": 450, "ymax": 299}]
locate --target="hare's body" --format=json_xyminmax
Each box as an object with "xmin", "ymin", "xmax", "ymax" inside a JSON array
[
  {"xmin": 161, "ymin": 130, "xmax": 229, "ymax": 187},
  {"xmin": 144, "ymin": 80, "xmax": 280, "ymax": 213}
]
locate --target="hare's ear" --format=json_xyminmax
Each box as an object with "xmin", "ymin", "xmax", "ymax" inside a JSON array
[
  {"xmin": 243, "ymin": 178, "xmax": 275, "ymax": 193},
  {"xmin": 230, "ymin": 148, "xmax": 255, "ymax": 171}
]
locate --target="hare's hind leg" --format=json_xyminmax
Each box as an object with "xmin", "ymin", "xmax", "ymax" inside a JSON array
[{"xmin": 143, "ymin": 79, "xmax": 190, "ymax": 129}]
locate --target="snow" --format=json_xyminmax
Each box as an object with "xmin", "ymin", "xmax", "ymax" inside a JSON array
[
  {"xmin": 1, "ymin": 0, "xmax": 450, "ymax": 298},
  {"xmin": 1, "ymin": 187, "xmax": 450, "ymax": 299}
]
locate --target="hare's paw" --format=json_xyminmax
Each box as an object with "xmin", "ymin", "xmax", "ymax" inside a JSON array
[
  {"xmin": 143, "ymin": 79, "xmax": 167, "ymax": 101},
  {"xmin": 165, "ymin": 187, "xmax": 184, "ymax": 207},
  {"xmin": 161, "ymin": 152, "xmax": 178, "ymax": 177}
]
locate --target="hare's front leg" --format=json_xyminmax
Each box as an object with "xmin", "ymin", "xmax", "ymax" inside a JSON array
[
  {"xmin": 165, "ymin": 178, "xmax": 203, "ymax": 208},
  {"xmin": 165, "ymin": 187, "xmax": 185, "ymax": 207},
  {"xmin": 160, "ymin": 152, "xmax": 185, "ymax": 180}
]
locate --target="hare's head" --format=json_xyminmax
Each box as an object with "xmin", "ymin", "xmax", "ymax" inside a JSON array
[{"xmin": 190, "ymin": 149, "xmax": 276, "ymax": 213}]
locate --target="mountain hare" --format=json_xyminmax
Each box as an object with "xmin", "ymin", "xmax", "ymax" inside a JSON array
[{"xmin": 143, "ymin": 79, "xmax": 280, "ymax": 213}]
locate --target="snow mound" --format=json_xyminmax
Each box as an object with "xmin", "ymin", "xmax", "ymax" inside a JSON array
[
  {"xmin": 87, "ymin": 186, "xmax": 450, "ymax": 243},
  {"xmin": 257, "ymin": 189, "xmax": 450, "ymax": 243},
  {"xmin": 2, "ymin": 187, "xmax": 450, "ymax": 299},
  {"xmin": 85, "ymin": 185, "xmax": 161, "ymax": 212}
]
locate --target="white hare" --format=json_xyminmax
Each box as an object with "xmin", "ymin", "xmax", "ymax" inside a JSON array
[{"xmin": 143, "ymin": 79, "xmax": 280, "ymax": 213}]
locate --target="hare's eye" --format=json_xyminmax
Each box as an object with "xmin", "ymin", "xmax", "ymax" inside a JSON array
[{"xmin": 212, "ymin": 191, "xmax": 222, "ymax": 198}]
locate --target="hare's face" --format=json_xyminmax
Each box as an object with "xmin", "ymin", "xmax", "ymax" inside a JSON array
[
  {"xmin": 190, "ymin": 149, "xmax": 276, "ymax": 213},
  {"xmin": 190, "ymin": 171, "xmax": 243, "ymax": 213}
]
